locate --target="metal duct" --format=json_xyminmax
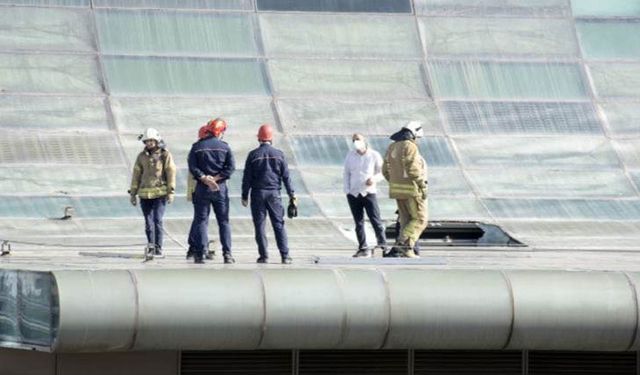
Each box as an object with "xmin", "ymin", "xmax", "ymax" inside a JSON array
[{"xmin": 50, "ymin": 269, "xmax": 640, "ymax": 353}]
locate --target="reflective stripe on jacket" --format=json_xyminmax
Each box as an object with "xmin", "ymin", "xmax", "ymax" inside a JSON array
[
  {"xmin": 129, "ymin": 148, "xmax": 177, "ymax": 200},
  {"xmin": 382, "ymin": 139, "xmax": 427, "ymax": 199}
]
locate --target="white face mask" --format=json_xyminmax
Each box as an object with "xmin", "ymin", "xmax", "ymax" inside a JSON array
[{"xmin": 353, "ymin": 139, "xmax": 366, "ymax": 152}]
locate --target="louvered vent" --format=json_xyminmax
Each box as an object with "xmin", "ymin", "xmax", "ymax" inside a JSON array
[
  {"xmin": 529, "ymin": 351, "xmax": 637, "ymax": 375},
  {"xmin": 181, "ymin": 350, "xmax": 292, "ymax": 375},
  {"xmin": 414, "ymin": 350, "xmax": 522, "ymax": 375},
  {"xmin": 299, "ymin": 350, "xmax": 408, "ymax": 375}
]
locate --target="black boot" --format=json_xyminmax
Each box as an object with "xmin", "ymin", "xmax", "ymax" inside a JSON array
[
  {"xmin": 383, "ymin": 246, "xmax": 402, "ymax": 258},
  {"xmin": 223, "ymin": 254, "xmax": 235, "ymax": 264}
]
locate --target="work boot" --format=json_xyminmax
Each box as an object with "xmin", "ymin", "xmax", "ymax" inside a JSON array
[
  {"xmin": 375, "ymin": 244, "xmax": 388, "ymax": 254},
  {"xmin": 223, "ymin": 254, "xmax": 235, "ymax": 264},
  {"xmin": 186, "ymin": 247, "xmax": 194, "ymax": 260},
  {"xmin": 384, "ymin": 246, "xmax": 406, "ymax": 257},
  {"xmin": 205, "ymin": 251, "xmax": 214, "ymax": 260},
  {"xmin": 402, "ymin": 249, "xmax": 419, "ymax": 258},
  {"xmin": 154, "ymin": 246, "xmax": 163, "ymax": 256},
  {"xmin": 256, "ymin": 257, "xmax": 268, "ymax": 264},
  {"xmin": 194, "ymin": 252, "xmax": 205, "ymax": 264},
  {"xmin": 352, "ymin": 248, "xmax": 372, "ymax": 258},
  {"xmin": 281, "ymin": 255, "xmax": 292, "ymax": 264}
]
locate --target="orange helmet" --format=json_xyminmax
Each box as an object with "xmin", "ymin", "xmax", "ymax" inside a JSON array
[
  {"xmin": 257, "ymin": 124, "xmax": 273, "ymax": 142},
  {"xmin": 198, "ymin": 125, "xmax": 208, "ymax": 140},
  {"xmin": 206, "ymin": 118, "xmax": 227, "ymax": 138}
]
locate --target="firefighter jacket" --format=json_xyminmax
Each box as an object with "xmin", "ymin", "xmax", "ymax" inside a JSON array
[
  {"xmin": 382, "ymin": 129, "xmax": 428, "ymax": 200},
  {"xmin": 241, "ymin": 143, "xmax": 294, "ymax": 200},
  {"xmin": 129, "ymin": 146, "xmax": 177, "ymax": 200}
]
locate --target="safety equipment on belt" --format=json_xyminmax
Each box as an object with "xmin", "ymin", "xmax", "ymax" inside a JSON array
[
  {"xmin": 402, "ymin": 121, "xmax": 424, "ymax": 138},
  {"xmin": 353, "ymin": 139, "xmax": 366, "ymax": 152},
  {"xmin": 206, "ymin": 118, "xmax": 227, "ymax": 138},
  {"xmin": 198, "ymin": 125, "xmax": 208, "ymax": 140},
  {"xmin": 257, "ymin": 124, "xmax": 273, "ymax": 142},
  {"xmin": 139, "ymin": 127, "xmax": 162, "ymax": 143},
  {"xmin": 287, "ymin": 196, "xmax": 298, "ymax": 219}
]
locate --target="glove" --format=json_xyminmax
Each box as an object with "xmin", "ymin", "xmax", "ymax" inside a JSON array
[
  {"xmin": 241, "ymin": 198, "xmax": 248, "ymax": 207},
  {"xmin": 287, "ymin": 196, "xmax": 298, "ymax": 219},
  {"xmin": 129, "ymin": 195, "xmax": 137, "ymax": 206},
  {"xmin": 167, "ymin": 193, "xmax": 175, "ymax": 204}
]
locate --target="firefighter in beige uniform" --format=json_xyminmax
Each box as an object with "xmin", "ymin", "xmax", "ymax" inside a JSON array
[
  {"xmin": 382, "ymin": 121, "xmax": 428, "ymax": 258},
  {"xmin": 129, "ymin": 128, "xmax": 177, "ymax": 256}
]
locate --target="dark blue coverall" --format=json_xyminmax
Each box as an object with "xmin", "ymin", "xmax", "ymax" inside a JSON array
[
  {"xmin": 241, "ymin": 143, "xmax": 294, "ymax": 259},
  {"xmin": 188, "ymin": 135, "xmax": 235, "ymax": 258}
]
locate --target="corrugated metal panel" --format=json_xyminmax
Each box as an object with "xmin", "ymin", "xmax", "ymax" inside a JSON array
[
  {"xmin": 414, "ymin": 350, "xmax": 522, "ymax": 375},
  {"xmin": 181, "ymin": 350, "xmax": 292, "ymax": 375},
  {"xmin": 529, "ymin": 351, "xmax": 636, "ymax": 375},
  {"xmin": 299, "ymin": 350, "xmax": 407, "ymax": 375}
]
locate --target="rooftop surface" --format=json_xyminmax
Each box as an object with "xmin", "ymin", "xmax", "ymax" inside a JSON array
[
  {"xmin": 1, "ymin": 0, "xmax": 639, "ymax": 274},
  {"xmin": 1, "ymin": 217, "xmax": 639, "ymax": 272}
]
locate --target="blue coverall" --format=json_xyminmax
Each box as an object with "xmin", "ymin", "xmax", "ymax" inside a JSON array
[
  {"xmin": 241, "ymin": 143, "xmax": 294, "ymax": 259},
  {"xmin": 188, "ymin": 135, "xmax": 235, "ymax": 258}
]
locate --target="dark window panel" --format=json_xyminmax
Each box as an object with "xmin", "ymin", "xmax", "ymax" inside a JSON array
[{"xmin": 257, "ymin": 0, "xmax": 411, "ymax": 13}]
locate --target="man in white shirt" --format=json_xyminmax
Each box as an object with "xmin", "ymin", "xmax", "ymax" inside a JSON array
[{"xmin": 343, "ymin": 133, "xmax": 387, "ymax": 257}]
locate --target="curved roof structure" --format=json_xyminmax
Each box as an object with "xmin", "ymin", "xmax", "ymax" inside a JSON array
[{"xmin": 3, "ymin": 268, "xmax": 640, "ymax": 352}]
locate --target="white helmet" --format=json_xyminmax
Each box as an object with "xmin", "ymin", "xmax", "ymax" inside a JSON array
[
  {"xmin": 139, "ymin": 128, "xmax": 161, "ymax": 142},
  {"xmin": 402, "ymin": 121, "xmax": 424, "ymax": 138}
]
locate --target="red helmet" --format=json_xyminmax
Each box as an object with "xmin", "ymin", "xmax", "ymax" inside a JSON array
[
  {"xmin": 206, "ymin": 118, "xmax": 227, "ymax": 138},
  {"xmin": 257, "ymin": 124, "xmax": 273, "ymax": 142},
  {"xmin": 198, "ymin": 125, "xmax": 208, "ymax": 140}
]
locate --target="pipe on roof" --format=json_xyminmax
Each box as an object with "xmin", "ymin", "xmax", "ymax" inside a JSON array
[{"xmin": 51, "ymin": 269, "xmax": 639, "ymax": 352}]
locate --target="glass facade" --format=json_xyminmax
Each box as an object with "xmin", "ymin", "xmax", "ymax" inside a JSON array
[
  {"xmin": 416, "ymin": 0, "xmax": 570, "ymax": 17},
  {"xmin": 103, "ymin": 57, "xmax": 269, "ymax": 96},
  {"xmin": 261, "ymin": 14, "xmax": 421, "ymax": 58},
  {"xmin": 94, "ymin": 0, "xmax": 253, "ymax": 10},
  {"xmin": 0, "ymin": 270, "xmax": 57, "ymax": 349},
  {"xmin": 420, "ymin": 17, "xmax": 577, "ymax": 57},
  {"xmin": 96, "ymin": 11, "xmax": 259, "ymax": 57},
  {"xmin": 429, "ymin": 62, "xmax": 589, "ymax": 99},
  {"xmin": 443, "ymin": 102, "xmax": 602, "ymax": 135},
  {"xmin": 0, "ymin": 0, "xmax": 638, "ymax": 262}
]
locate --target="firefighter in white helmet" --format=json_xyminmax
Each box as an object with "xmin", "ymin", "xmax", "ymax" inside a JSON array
[
  {"xmin": 128, "ymin": 128, "xmax": 176, "ymax": 256},
  {"xmin": 382, "ymin": 121, "xmax": 428, "ymax": 258}
]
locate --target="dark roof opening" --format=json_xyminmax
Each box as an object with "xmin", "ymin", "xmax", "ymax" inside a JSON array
[{"xmin": 385, "ymin": 221, "xmax": 525, "ymax": 247}]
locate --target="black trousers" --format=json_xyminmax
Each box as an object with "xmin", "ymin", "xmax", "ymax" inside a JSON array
[{"xmin": 346, "ymin": 193, "xmax": 386, "ymax": 250}]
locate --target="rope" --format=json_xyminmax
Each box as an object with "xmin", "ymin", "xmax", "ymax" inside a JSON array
[{"xmin": 0, "ymin": 237, "xmax": 147, "ymax": 249}]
